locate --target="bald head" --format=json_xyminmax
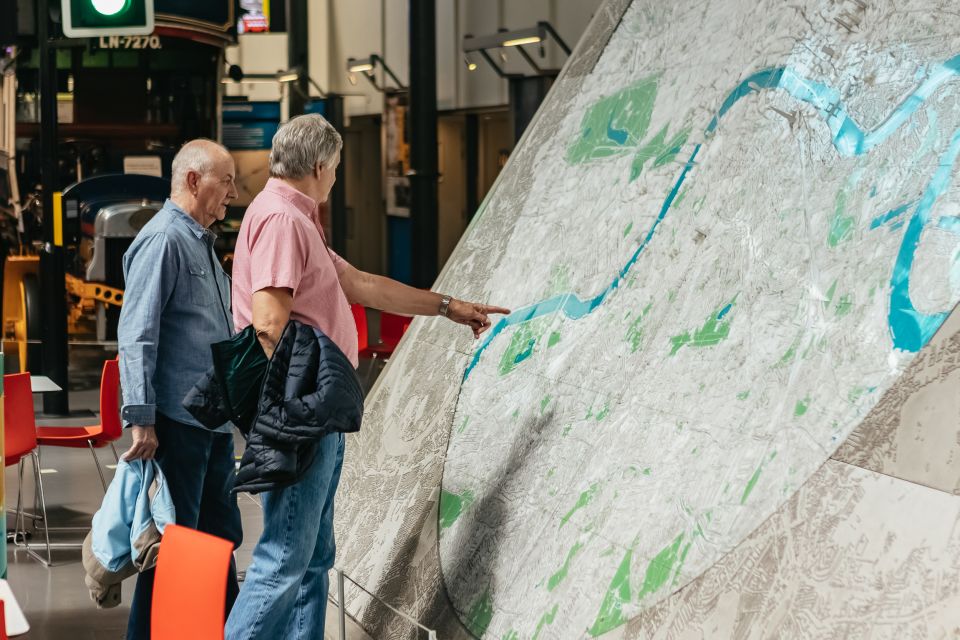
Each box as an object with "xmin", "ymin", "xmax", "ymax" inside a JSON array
[
  {"xmin": 169, "ymin": 139, "xmax": 237, "ymax": 228},
  {"xmin": 171, "ymin": 139, "xmax": 231, "ymax": 194}
]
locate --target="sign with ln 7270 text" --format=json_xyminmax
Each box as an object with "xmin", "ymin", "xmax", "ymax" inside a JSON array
[{"xmin": 96, "ymin": 35, "xmax": 162, "ymax": 49}]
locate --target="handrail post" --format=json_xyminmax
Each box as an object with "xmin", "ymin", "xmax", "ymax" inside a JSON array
[
  {"xmin": 338, "ymin": 568, "xmax": 347, "ymax": 640},
  {"xmin": 330, "ymin": 566, "xmax": 439, "ymax": 638}
]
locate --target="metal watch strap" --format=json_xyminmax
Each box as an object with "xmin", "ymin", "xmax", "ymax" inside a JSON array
[{"xmin": 439, "ymin": 295, "xmax": 452, "ymax": 317}]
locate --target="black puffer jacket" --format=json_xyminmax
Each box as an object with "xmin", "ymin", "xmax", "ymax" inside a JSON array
[{"xmin": 184, "ymin": 320, "xmax": 363, "ymax": 494}]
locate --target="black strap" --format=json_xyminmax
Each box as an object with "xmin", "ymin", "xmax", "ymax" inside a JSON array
[{"xmin": 207, "ymin": 242, "xmax": 233, "ymax": 332}]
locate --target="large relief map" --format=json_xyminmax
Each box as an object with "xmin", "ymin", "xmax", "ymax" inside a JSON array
[{"xmin": 335, "ymin": 1, "xmax": 960, "ymax": 638}]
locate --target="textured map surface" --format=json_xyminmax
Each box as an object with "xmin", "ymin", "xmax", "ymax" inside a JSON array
[{"xmin": 334, "ymin": 1, "xmax": 960, "ymax": 638}]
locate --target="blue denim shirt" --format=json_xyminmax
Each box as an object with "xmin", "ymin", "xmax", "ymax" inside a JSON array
[{"xmin": 118, "ymin": 199, "xmax": 233, "ymax": 432}]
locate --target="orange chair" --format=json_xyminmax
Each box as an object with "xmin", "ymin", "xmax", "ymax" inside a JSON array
[
  {"xmin": 3, "ymin": 372, "xmax": 55, "ymax": 565},
  {"xmin": 35, "ymin": 359, "xmax": 122, "ymax": 491},
  {"xmin": 152, "ymin": 524, "xmax": 233, "ymax": 640}
]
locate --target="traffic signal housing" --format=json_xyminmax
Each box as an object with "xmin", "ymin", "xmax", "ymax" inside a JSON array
[{"xmin": 61, "ymin": 0, "xmax": 155, "ymax": 38}]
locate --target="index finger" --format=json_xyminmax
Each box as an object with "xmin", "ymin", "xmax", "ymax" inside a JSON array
[{"xmin": 480, "ymin": 305, "xmax": 511, "ymax": 315}]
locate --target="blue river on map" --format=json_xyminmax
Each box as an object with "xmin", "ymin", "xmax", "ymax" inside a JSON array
[{"xmin": 463, "ymin": 54, "xmax": 960, "ymax": 380}]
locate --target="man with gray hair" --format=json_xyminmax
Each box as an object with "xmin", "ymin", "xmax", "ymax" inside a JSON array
[
  {"xmin": 118, "ymin": 138, "xmax": 243, "ymax": 639},
  {"xmin": 227, "ymin": 114, "xmax": 508, "ymax": 638}
]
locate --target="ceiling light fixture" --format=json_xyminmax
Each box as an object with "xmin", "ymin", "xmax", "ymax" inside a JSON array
[
  {"xmin": 345, "ymin": 55, "xmax": 406, "ymax": 92},
  {"xmin": 502, "ymin": 36, "xmax": 542, "ymax": 48},
  {"xmin": 462, "ymin": 21, "xmax": 571, "ymax": 77},
  {"xmin": 348, "ymin": 62, "xmax": 374, "ymax": 74},
  {"xmin": 220, "ymin": 65, "xmax": 328, "ymax": 97}
]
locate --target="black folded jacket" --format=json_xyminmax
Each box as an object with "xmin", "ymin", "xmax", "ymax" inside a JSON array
[
  {"xmin": 183, "ymin": 320, "xmax": 363, "ymax": 493},
  {"xmin": 210, "ymin": 325, "xmax": 268, "ymax": 434}
]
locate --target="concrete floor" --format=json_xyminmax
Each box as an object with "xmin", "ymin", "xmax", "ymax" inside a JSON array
[{"xmin": 3, "ymin": 347, "xmax": 376, "ymax": 639}]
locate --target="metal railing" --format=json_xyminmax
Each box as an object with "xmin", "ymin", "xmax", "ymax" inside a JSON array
[
  {"xmin": 240, "ymin": 474, "xmax": 436, "ymax": 638},
  {"xmin": 328, "ymin": 567, "xmax": 438, "ymax": 640}
]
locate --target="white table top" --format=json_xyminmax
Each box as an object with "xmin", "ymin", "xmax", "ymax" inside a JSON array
[
  {"xmin": 30, "ymin": 376, "xmax": 62, "ymax": 393},
  {"xmin": 0, "ymin": 578, "xmax": 30, "ymax": 636}
]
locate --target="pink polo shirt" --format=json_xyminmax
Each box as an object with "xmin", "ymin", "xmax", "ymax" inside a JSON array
[{"xmin": 232, "ymin": 178, "xmax": 359, "ymax": 366}]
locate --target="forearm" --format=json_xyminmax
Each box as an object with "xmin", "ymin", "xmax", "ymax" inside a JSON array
[
  {"xmin": 117, "ymin": 341, "xmax": 158, "ymax": 426},
  {"xmin": 117, "ymin": 297, "xmax": 161, "ymax": 426},
  {"xmin": 345, "ymin": 270, "xmax": 443, "ymax": 316},
  {"xmin": 339, "ymin": 264, "xmax": 511, "ymax": 339},
  {"xmin": 256, "ymin": 327, "xmax": 283, "ymax": 358}
]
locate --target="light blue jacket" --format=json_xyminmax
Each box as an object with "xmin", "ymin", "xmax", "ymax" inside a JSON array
[{"xmin": 82, "ymin": 459, "xmax": 176, "ymax": 608}]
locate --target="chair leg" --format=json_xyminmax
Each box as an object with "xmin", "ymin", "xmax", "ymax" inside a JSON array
[
  {"xmin": 30, "ymin": 445, "xmax": 100, "ymax": 537},
  {"xmin": 10, "ymin": 458, "xmax": 49, "ymax": 541},
  {"xmin": 11, "ymin": 458, "xmax": 43, "ymax": 543},
  {"xmin": 88, "ymin": 440, "xmax": 108, "ymax": 492},
  {"xmin": 31, "ymin": 448, "xmax": 42, "ymax": 525},
  {"xmin": 109, "ymin": 442, "xmax": 120, "ymax": 463},
  {"xmin": 28, "ymin": 450, "xmax": 54, "ymax": 566},
  {"xmin": 364, "ymin": 352, "xmax": 379, "ymax": 388},
  {"xmin": 13, "ymin": 458, "xmax": 26, "ymax": 545}
]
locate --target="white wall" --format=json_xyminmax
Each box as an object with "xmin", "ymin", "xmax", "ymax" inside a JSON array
[
  {"xmin": 228, "ymin": 0, "xmax": 604, "ymax": 117},
  {"xmin": 307, "ymin": 1, "xmax": 330, "ymax": 95},
  {"xmin": 324, "ymin": 0, "xmax": 385, "ymax": 117},
  {"xmin": 383, "ymin": 0, "xmax": 410, "ymax": 95},
  {"xmin": 224, "ymin": 33, "xmax": 289, "ymax": 103}
]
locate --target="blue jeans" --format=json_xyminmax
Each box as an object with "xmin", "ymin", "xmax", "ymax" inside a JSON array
[
  {"xmin": 226, "ymin": 432, "xmax": 345, "ymax": 640},
  {"xmin": 126, "ymin": 414, "xmax": 243, "ymax": 640}
]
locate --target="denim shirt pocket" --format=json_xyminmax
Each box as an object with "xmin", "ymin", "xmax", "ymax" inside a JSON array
[{"xmin": 187, "ymin": 263, "xmax": 214, "ymax": 306}]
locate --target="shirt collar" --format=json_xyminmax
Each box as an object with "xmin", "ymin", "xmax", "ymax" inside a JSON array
[
  {"xmin": 263, "ymin": 178, "xmax": 320, "ymax": 224},
  {"xmin": 165, "ymin": 199, "xmax": 216, "ymax": 241}
]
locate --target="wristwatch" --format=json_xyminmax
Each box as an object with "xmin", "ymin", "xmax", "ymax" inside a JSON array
[{"xmin": 439, "ymin": 295, "xmax": 452, "ymax": 317}]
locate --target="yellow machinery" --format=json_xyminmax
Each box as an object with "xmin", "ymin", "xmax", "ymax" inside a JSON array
[
  {"xmin": 2, "ymin": 255, "xmax": 39, "ymax": 374},
  {"xmin": 2, "ymin": 255, "xmax": 125, "ymax": 373},
  {"xmin": 1, "ymin": 173, "xmax": 168, "ymax": 373}
]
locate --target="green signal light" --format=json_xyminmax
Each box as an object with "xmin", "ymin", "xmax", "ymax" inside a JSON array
[
  {"xmin": 91, "ymin": 0, "xmax": 129, "ymax": 16},
  {"xmin": 62, "ymin": 0, "xmax": 153, "ymax": 37}
]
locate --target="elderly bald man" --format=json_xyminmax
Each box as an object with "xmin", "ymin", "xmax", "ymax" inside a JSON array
[{"xmin": 118, "ymin": 139, "xmax": 243, "ymax": 639}]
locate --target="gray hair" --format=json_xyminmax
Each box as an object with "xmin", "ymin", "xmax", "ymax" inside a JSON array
[
  {"xmin": 269, "ymin": 114, "xmax": 342, "ymax": 179},
  {"xmin": 171, "ymin": 139, "xmax": 229, "ymax": 192}
]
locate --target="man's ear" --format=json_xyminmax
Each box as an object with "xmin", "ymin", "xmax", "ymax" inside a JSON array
[
  {"xmin": 315, "ymin": 162, "xmax": 324, "ymax": 179},
  {"xmin": 186, "ymin": 170, "xmax": 201, "ymax": 195}
]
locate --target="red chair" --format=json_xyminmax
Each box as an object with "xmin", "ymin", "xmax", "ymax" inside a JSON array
[
  {"xmin": 3, "ymin": 372, "xmax": 54, "ymax": 565},
  {"xmin": 350, "ymin": 303, "xmax": 369, "ymax": 353},
  {"xmin": 4, "ymin": 373, "xmax": 37, "ymax": 470},
  {"xmin": 354, "ymin": 308, "xmax": 411, "ymax": 386},
  {"xmin": 363, "ymin": 311, "xmax": 412, "ymax": 359},
  {"xmin": 152, "ymin": 524, "xmax": 233, "ymax": 640},
  {"xmin": 352, "ymin": 304, "xmax": 375, "ymax": 385},
  {"xmin": 35, "ymin": 359, "xmax": 122, "ymax": 491}
]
